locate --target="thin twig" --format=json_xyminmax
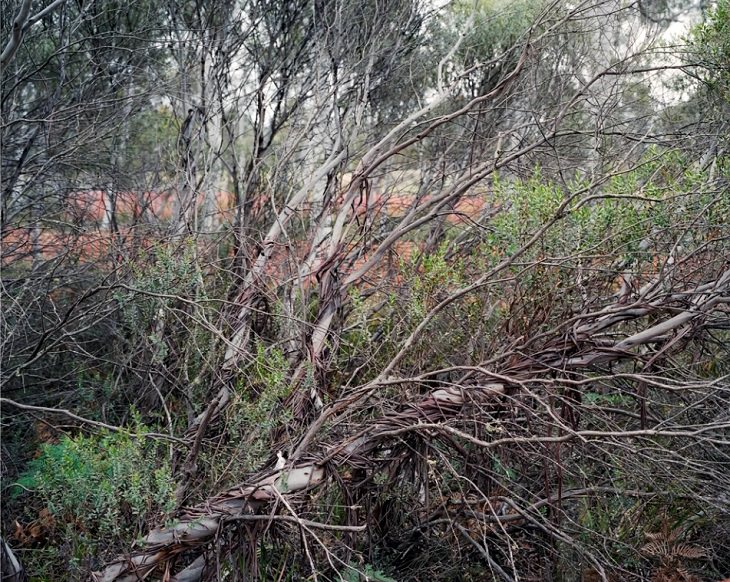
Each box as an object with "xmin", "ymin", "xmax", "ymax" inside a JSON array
[{"xmin": 0, "ymin": 398, "xmax": 189, "ymax": 445}]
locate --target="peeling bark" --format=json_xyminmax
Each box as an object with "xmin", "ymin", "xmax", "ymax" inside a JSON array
[{"xmin": 96, "ymin": 270, "xmax": 730, "ymax": 580}]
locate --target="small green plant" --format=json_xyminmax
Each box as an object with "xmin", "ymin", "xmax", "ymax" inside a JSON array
[
  {"xmin": 225, "ymin": 343, "xmax": 293, "ymax": 471},
  {"xmin": 12, "ymin": 430, "xmax": 176, "ymax": 538},
  {"xmin": 115, "ymin": 238, "xmax": 203, "ymax": 331},
  {"xmin": 341, "ymin": 563, "xmax": 398, "ymax": 582},
  {"xmin": 405, "ymin": 242, "xmax": 464, "ymax": 321},
  {"xmin": 10, "ymin": 427, "xmax": 176, "ymax": 577}
]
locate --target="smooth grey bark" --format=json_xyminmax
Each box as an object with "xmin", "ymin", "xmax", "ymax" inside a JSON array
[{"xmin": 1, "ymin": 0, "xmax": 68, "ymax": 72}]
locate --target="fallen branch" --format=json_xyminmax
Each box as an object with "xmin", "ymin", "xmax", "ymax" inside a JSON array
[{"xmin": 95, "ymin": 270, "xmax": 729, "ymax": 580}]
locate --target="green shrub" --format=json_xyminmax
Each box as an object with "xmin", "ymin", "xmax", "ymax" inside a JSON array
[
  {"xmin": 11, "ymin": 428, "xmax": 176, "ymax": 575},
  {"xmin": 224, "ymin": 343, "xmax": 293, "ymax": 473}
]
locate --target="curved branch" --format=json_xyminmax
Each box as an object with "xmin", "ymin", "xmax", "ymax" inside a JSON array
[{"xmin": 0, "ymin": 0, "xmax": 68, "ymax": 73}]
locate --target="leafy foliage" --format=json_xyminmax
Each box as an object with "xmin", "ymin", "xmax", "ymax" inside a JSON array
[
  {"xmin": 692, "ymin": 0, "xmax": 730, "ymax": 100},
  {"xmin": 9, "ymin": 429, "xmax": 175, "ymax": 575}
]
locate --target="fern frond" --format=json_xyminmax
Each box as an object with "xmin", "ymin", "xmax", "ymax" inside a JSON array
[
  {"xmin": 642, "ymin": 541, "xmax": 668, "ymax": 557},
  {"xmin": 671, "ymin": 543, "xmax": 707, "ymax": 560}
]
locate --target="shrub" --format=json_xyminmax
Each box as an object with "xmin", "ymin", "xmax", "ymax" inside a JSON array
[{"xmin": 10, "ymin": 428, "xmax": 175, "ymax": 576}]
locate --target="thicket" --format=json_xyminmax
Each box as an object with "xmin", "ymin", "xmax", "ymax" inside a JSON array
[{"xmin": 1, "ymin": 0, "xmax": 728, "ymax": 580}]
